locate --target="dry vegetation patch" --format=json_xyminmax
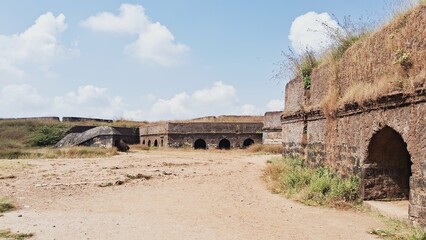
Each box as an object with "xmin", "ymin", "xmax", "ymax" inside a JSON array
[
  {"xmin": 0, "ymin": 197, "xmax": 15, "ymax": 213},
  {"xmin": 0, "ymin": 229, "xmax": 33, "ymax": 240},
  {"xmin": 369, "ymin": 215, "xmax": 426, "ymax": 240},
  {"xmin": 246, "ymin": 144, "xmax": 282, "ymax": 154}
]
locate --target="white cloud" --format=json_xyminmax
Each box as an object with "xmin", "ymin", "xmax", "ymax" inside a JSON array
[
  {"xmin": 150, "ymin": 92, "xmax": 192, "ymax": 118},
  {"xmin": 82, "ymin": 4, "xmax": 189, "ymax": 66},
  {"xmin": 0, "ymin": 83, "xmax": 264, "ymax": 121},
  {"xmin": 240, "ymin": 104, "xmax": 260, "ymax": 115},
  {"xmin": 289, "ymin": 12, "xmax": 341, "ymax": 54},
  {"xmin": 0, "ymin": 84, "xmax": 48, "ymax": 117},
  {"xmin": 53, "ymin": 85, "xmax": 125, "ymax": 119},
  {"xmin": 266, "ymin": 99, "xmax": 284, "ymax": 111},
  {"xmin": 192, "ymin": 81, "xmax": 238, "ymax": 107},
  {"xmin": 0, "ymin": 12, "xmax": 77, "ymax": 77},
  {"xmin": 149, "ymin": 81, "xmax": 257, "ymax": 120}
]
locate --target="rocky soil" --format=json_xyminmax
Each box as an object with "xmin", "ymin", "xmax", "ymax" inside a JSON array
[{"xmin": 0, "ymin": 149, "xmax": 384, "ymax": 239}]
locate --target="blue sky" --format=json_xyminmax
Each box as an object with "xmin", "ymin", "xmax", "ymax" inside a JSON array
[{"xmin": 0, "ymin": 0, "xmax": 396, "ymax": 121}]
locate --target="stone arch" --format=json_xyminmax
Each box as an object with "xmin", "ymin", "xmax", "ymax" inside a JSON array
[
  {"xmin": 142, "ymin": 140, "xmax": 146, "ymax": 145},
  {"xmin": 161, "ymin": 139, "xmax": 164, "ymax": 147},
  {"xmin": 218, "ymin": 139, "xmax": 231, "ymax": 150},
  {"xmin": 147, "ymin": 140, "xmax": 151, "ymax": 147},
  {"xmin": 362, "ymin": 126, "xmax": 412, "ymax": 200},
  {"xmin": 194, "ymin": 139, "xmax": 207, "ymax": 150},
  {"xmin": 154, "ymin": 139, "xmax": 158, "ymax": 147},
  {"xmin": 242, "ymin": 138, "xmax": 255, "ymax": 148}
]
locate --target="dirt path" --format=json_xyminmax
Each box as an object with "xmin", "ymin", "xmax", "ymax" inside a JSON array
[{"xmin": 0, "ymin": 150, "xmax": 384, "ymax": 239}]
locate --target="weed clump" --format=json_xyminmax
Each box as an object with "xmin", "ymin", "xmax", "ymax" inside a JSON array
[
  {"xmin": 0, "ymin": 229, "xmax": 33, "ymax": 239},
  {"xmin": 369, "ymin": 215, "xmax": 426, "ymax": 240},
  {"xmin": 0, "ymin": 197, "xmax": 15, "ymax": 213},
  {"xmin": 264, "ymin": 157, "xmax": 360, "ymax": 207}
]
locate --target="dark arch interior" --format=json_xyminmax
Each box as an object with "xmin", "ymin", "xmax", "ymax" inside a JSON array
[
  {"xmin": 161, "ymin": 139, "xmax": 164, "ymax": 147},
  {"xmin": 218, "ymin": 139, "xmax": 231, "ymax": 150},
  {"xmin": 154, "ymin": 139, "xmax": 158, "ymax": 147},
  {"xmin": 142, "ymin": 140, "xmax": 145, "ymax": 145},
  {"xmin": 243, "ymin": 138, "xmax": 255, "ymax": 148},
  {"xmin": 148, "ymin": 140, "xmax": 151, "ymax": 147},
  {"xmin": 194, "ymin": 139, "xmax": 207, "ymax": 150},
  {"xmin": 363, "ymin": 126, "xmax": 412, "ymax": 200}
]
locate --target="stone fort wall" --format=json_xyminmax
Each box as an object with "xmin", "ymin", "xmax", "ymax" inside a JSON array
[
  {"xmin": 140, "ymin": 122, "xmax": 263, "ymax": 149},
  {"xmin": 281, "ymin": 4, "xmax": 426, "ymax": 226}
]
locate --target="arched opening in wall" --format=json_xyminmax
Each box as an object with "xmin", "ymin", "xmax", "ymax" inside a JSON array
[
  {"xmin": 362, "ymin": 126, "xmax": 412, "ymax": 200},
  {"xmin": 161, "ymin": 139, "xmax": 164, "ymax": 147},
  {"xmin": 142, "ymin": 140, "xmax": 145, "ymax": 145},
  {"xmin": 154, "ymin": 139, "xmax": 158, "ymax": 147},
  {"xmin": 194, "ymin": 139, "xmax": 207, "ymax": 150},
  {"xmin": 148, "ymin": 140, "xmax": 151, "ymax": 147},
  {"xmin": 242, "ymin": 138, "xmax": 255, "ymax": 148},
  {"xmin": 218, "ymin": 139, "xmax": 231, "ymax": 150}
]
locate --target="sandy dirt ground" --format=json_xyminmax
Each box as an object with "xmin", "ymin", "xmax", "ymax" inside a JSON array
[{"xmin": 0, "ymin": 149, "xmax": 384, "ymax": 240}]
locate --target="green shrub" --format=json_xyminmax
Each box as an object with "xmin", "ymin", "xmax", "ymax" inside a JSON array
[
  {"xmin": 264, "ymin": 157, "xmax": 361, "ymax": 207},
  {"xmin": 28, "ymin": 125, "xmax": 68, "ymax": 147},
  {"xmin": 299, "ymin": 53, "xmax": 318, "ymax": 90}
]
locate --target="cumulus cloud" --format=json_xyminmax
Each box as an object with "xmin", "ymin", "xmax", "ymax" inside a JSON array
[
  {"xmin": 0, "ymin": 12, "xmax": 76, "ymax": 77},
  {"xmin": 53, "ymin": 85, "xmax": 125, "ymax": 119},
  {"xmin": 240, "ymin": 104, "xmax": 261, "ymax": 115},
  {"xmin": 82, "ymin": 4, "xmax": 189, "ymax": 66},
  {"xmin": 0, "ymin": 84, "xmax": 48, "ymax": 117},
  {"xmin": 266, "ymin": 99, "xmax": 284, "ymax": 111},
  {"xmin": 0, "ymin": 83, "xmax": 264, "ymax": 121},
  {"xmin": 0, "ymin": 84, "xmax": 127, "ymax": 119},
  {"xmin": 289, "ymin": 12, "xmax": 341, "ymax": 54},
  {"xmin": 149, "ymin": 81, "xmax": 259, "ymax": 120}
]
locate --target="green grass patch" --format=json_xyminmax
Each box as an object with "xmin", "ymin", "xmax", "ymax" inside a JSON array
[
  {"xmin": 0, "ymin": 229, "xmax": 33, "ymax": 240},
  {"xmin": 27, "ymin": 124, "xmax": 69, "ymax": 147},
  {"xmin": 0, "ymin": 197, "xmax": 15, "ymax": 213},
  {"xmin": 264, "ymin": 157, "xmax": 360, "ymax": 207},
  {"xmin": 369, "ymin": 214, "xmax": 426, "ymax": 240}
]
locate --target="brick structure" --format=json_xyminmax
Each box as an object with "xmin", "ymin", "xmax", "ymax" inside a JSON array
[{"xmin": 140, "ymin": 121, "xmax": 263, "ymax": 149}]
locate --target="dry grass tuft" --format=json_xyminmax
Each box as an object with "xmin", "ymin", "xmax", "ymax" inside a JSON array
[
  {"xmin": 369, "ymin": 213, "xmax": 426, "ymax": 240},
  {"xmin": 246, "ymin": 144, "xmax": 282, "ymax": 154},
  {"xmin": 320, "ymin": 88, "xmax": 339, "ymax": 117},
  {"xmin": 338, "ymin": 79, "xmax": 396, "ymax": 105},
  {"xmin": 41, "ymin": 147, "xmax": 118, "ymax": 159},
  {"xmin": 0, "ymin": 229, "xmax": 33, "ymax": 239},
  {"xmin": 0, "ymin": 197, "xmax": 15, "ymax": 213},
  {"xmin": 129, "ymin": 144, "xmax": 150, "ymax": 151},
  {"xmin": 0, "ymin": 147, "xmax": 118, "ymax": 159}
]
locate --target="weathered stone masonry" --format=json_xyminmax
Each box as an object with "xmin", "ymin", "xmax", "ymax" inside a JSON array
[
  {"xmin": 282, "ymin": 90, "xmax": 426, "ymax": 226},
  {"xmin": 140, "ymin": 122, "xmax": 263, "ymax": 149},
  {"xmin": 263, "ymin": 111, "xmax": 282, "ymax": 145}
]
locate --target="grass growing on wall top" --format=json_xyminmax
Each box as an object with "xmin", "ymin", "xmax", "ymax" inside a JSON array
[{"xmin": 264, "ymin": 157, "xmax": 360, "ymax": 208}]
